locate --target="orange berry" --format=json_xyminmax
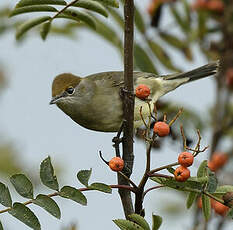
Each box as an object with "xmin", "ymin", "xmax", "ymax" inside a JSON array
[
  {"xmin": 206, "ymin": 0, "xmax": 224, "ymax": 12},
  {"xmin": 191, "ymin": 0, "xmax": 208, "ymax": 10},
  {"xmin": 109, "ymin": 157, "xmax": 124, "ymax": 172},
  {"xmin": 207, "ymin": 161, "xmax": 218, "ymax": 172},
  {"xmin": 211, "ymin": 152, "xmax": 228, "ymax": 169},
  {"xmin": 178, "ymin": 152, "xmax": 194, "ymax": 167},
  {"xmin": 135, "ymin": 84, "xmax": 150, "ymax": 100},
  {"xmin": 153, "ymin": 121, "xmax": 170, "ymax": 137},
  {"xmin": 197, "ymin": 197, "xmax": 202, "ymax": 209},
  {"xmin": 226, "ymin": 68, "xmax": 233, "ymax": 88},
  {"xmin": 174, "ymin": 166, "xmax": 190, "ymax": 182},
  {"xmin": 213, "ymin": 201, "xmax": 229, "ymax": 216}
]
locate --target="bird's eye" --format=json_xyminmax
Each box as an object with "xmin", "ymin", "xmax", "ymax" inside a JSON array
[{"xmin": 66, "ymin": 87, "xmax": 75, "ymax": 95}]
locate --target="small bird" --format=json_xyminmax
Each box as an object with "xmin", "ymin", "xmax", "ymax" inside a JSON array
[{"xmin": 50, "ymin": 61, "xmax": 219, "ymax": 132}]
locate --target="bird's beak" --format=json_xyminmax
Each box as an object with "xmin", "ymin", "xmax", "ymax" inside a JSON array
[{"xmin": 49, "ymin": 96, "xmax": 61, "ymax": 105}]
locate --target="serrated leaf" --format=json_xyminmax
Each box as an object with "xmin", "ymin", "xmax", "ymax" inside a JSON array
[
  {"xmin": 186, "ymin": 192, "xmax": 198, "ymax": 209},
  {"xmin": 215, "ymin": 185, "xmax": 233, "ymax": 195},
  {"xmin": 60, "ymin": 9, "xmax": 96, "ymax": 29},
  {"xmin": 201, "ymin": 194, "xmax": 211, "ymax": 221},
  {"xmin": 16, "ymin": 0, "xmax": 66, "ymax": 8},
  {"xmin": 33, "ymin": 194, "xmax": 61, "ymax": 219},
  {"xmin": 9, "ymin": 5, "xmax": 57, "ymax": 17},
  {"xmin": 197, "ymin": 160, "xmax": 208, "ymax": 178},
  {"xmin": 128, "ymin": 214, "xmax": 150, "ymax": 230},
  {"xmin": 72, "ymin": 0, "xmax": 108, "ymax": 17},
  {"xmin": 152, "ymin": 214, "xmax": 162, "ymax": 230},
  {"xmin": 77, "ymin": 169, "xmax": 92, "ymax": 187},
  {"xmin": 40, "ymin": 21, "xmax": 51, "ymax": 40},
  {"xmin": 206, "ymin": 169, "xmax": 217, "ymax": 193},
  {"xmin": 134, "ymin": 44, "xmax": 158, "ymax": 74},
  {"xmin": 9, "ymin": 203, "xmax": 41, "ymax": 230},
  {"xmin": 113, "ymin": 219, "xmax": 144, "ymax": 230},
  {"xmin": 0, "ymin": 220, "xmax": 3, "ymax": 230},
  {"xmin": 40, "ymin": 156, "xmax": 59, "ymax": 191},
  {"xmin": 148, "ymin": 40, "xmax": 180, "ymax": 72},
  {"xmin": 93, "ymin": 0, "xmax": 119, "ymax": 8},
  {"xmin": 89, "ymin": 183, "xmax": 112, "ymax": 193},
  {"xmin": 16, "ymin": 16, "xmax": 51, "ymax": 40},
  {"xmin": 150, "ymin": 177, "xmax": 202, "ymax": 191},
  {"xmin": 10, "ymin": 174, "xmax": 33, "ymax": 199},
  {"xmin": 59, "ymin": 186, "xmax": 87, "ymax": 206},
  {"xmin": 0, "ymin": 182, "xmax": 12, "ymax": 207},
  {"xmin": 135, "ymin": 6, "xmax": 145, "ymax": 34}
]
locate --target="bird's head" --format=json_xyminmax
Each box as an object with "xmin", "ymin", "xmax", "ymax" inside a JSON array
[{"xmin": 50, "ymin": 73, "xmax": 81, "ymax": 105}]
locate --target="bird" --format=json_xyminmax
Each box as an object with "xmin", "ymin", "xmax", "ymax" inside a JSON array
[{"xmin": 50, "ymin": 61, "xmax": 219, "ymax": 132}]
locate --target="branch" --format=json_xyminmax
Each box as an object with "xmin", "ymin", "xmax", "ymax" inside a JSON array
[
  {"xmin": 117, "ymin": 0, "xmax": 135, "ymax": 219},
  {"xmin": 0, "ymin": 185, "xmax": 135, "ymax": 215}
]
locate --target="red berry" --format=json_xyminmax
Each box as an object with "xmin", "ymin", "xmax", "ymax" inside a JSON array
[
  {"xmin": 213, "ymin": 201, "xmax": 229, "ymax": 216},
  {"xmin": 135, "ymin": 84, "xmax": 150, "ymax": 100},
  {"xmin": 109, "ymin": 157, "xmax": 124, "ymax": 172},
  {"xmin": 153, "ymin": 121, "xmax": 170, "ymax": 137},
  {"xmin": 178, "ymin": 152, "xmax": 194, "ymax": 167},
  {"xmin": 174, "ymin": 166, "xmax": 190, "ymax": 182},
  {"xmin": 226, "ymin": 68, "xmax": 233, "ymax": 88}
]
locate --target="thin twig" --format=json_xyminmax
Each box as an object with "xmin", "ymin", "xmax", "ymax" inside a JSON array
[
  {"xmin": 149, "ymin": 162, "xmax": 179, "ymax": 174},
  {"xmin": 142, "ymin": 185, "xmax": 165, "ymax": 199},
  {"xmin": 51, "ymin": 0, "xmax": 80, "ymax": 20},
  {"xmin": 118, "ymin": 171, "xmax": 138, "ymax": 189},
  {"xmin": 140, "ymin": 106, "xmax": 149, "ymax": 128},
  {"xmin": 168, "ymin": 108, "xmax": 183, "ymax": 126},
  {"xmin": 0, "ymin": 185, "xmax": 134, "ymax": 215}
]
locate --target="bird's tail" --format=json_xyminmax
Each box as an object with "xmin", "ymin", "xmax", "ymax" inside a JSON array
[{"xmin": 164, "ymin": 60, "xmax": 220, "ymax": 82}]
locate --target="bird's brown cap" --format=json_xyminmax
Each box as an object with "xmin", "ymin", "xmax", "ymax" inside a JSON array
[{"xmin": 52, "ymin": 73, "xmax": 81, "ymax": 97}]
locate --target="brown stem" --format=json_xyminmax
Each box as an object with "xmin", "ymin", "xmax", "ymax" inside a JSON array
[
  {"xmin": 149, "ymin": 162, "xmax": 179, "ymax": 174},
  {"xmin": 51, "ymin": 0, "xmax": 80, "ymax": 20},
  {"xmin": 0, "ymin": 185, "xmax": 135, "ymax": 215},
  {"xmin": 117, "ymin": 0, "xmax": 135, "ymax": 219},
  {"xmin": 142, "ymin": 185, "xmax": 165, "ymax": 199}
]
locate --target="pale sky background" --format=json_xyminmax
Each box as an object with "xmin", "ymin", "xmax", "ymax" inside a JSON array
[{"xmin": 0, "ymin": 1, "xmax": 232, "ymax": 230}]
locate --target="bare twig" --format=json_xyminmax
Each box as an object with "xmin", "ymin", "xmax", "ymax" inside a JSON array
[{"xmin": 142, "ymin": 185, "xmax": 165, "ymax": 200}]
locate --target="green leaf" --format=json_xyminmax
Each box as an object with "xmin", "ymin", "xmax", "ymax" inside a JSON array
[
  {"xmin": 93, "ymin": 17, "xmax": 122, "ymax": 50},
  {"xmin": 89, "ymin": 183, "xmax": 112, "ymax": 193},
  {"xmin": 152, "ymin": 214, "xmax": 162, "ymax": 230},
  {"xmin": 215, "ymin": 185, "xmax": 233, "ymax": 195},
  {"xmin": 134, "ymin": 44, "xmax": 158, "ymax": 74},
  {"xmin": 169, "ymin": 5, "xmax": 189, "ymax": 33},
  {"xmin": 72, "ymin": 0, "xmax": 108, "ymax": 17},
  {"xmin": 166, "ymin": 167, "xmax": 175, "ymax": 175},
  {"xmin": 148, "ymin": 39, "xmax": 180, "ymax": 72},
  {"xmin": 134, "ymin": 6, "xmax": 145, "ymax": 34},
  {"xmin": 108, "ymin": 7, "xmax": 123, "ymax": 28},
  {"xmin": 197, "ymin": 160, "xmax": 208, "ymax": 178},
  {"xmin": 201, "ymin": 194, "xmax": 211, "ymax": 221},
  {"xmin": 93, "ymin": 0, "xmax": 119, "ymax": 8},
  {"xmin": 9, "ymin": 203, "xmax": 41, "ymax": 230},
  {"xmin": 0, "ymin": 220, "xmax": 3, "ymax": 230},
  {"xmin": 128, "ymin": 214, "xmax": 150, "ymax": 230},
  {"xmin": 16, "ymin": 0, "xmax": 66, "ymax": 8},
  {"xmin": 33, "ymin": 194, "xmax": 61, "ymax": 219},
  {"xmin": 10, "ymin": 174, "xmax": 33, "ymax": 199},
  {"xmin": 16, "ymin": 16, "xmax": 51, "ymax": 40},
  {"xmin": 150, "ymin": 177, "xmax": 202, "ymax": 191},
  {"xmin": 186, "ymin": 192, "xmax": 198, "ymax": 209},
  {"xmin": 206, "ymin": 169, "xmax": 217, "ymax": 193},
  {"xmin": 113, "ymin": 219, "xmax": 144, "ymax": 230},
  {"xmin": 40, "ymin": 21, "xmax": 51, "ymax": 40},
  {"xmin": 59, "ymin": 186, "xmax": 87, "ymax": 206},
  {"xmin": 9, "ymin": 5, "xmax": 57, "ymax": 17},
  {"xmin": 227, "ymin": 208, "xmax": 233, "ymax": 219},
  {"xmin": 60, "ymin": 9, "xmax": 96, "ymax": 29},
  {"xmin": 0, "ymin": 182, "xmax": 12, "ymax": 207},
  {"xmin": 159, "ymin": 31, "xmax": 193, "ymax": 61},
  {"xmin": 40, "ymin": 156, "xmax": 59, "ymax": 191},
  {"xmin": 77, "ymin": 169, "xmax": 92, "ymax": 187}
]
